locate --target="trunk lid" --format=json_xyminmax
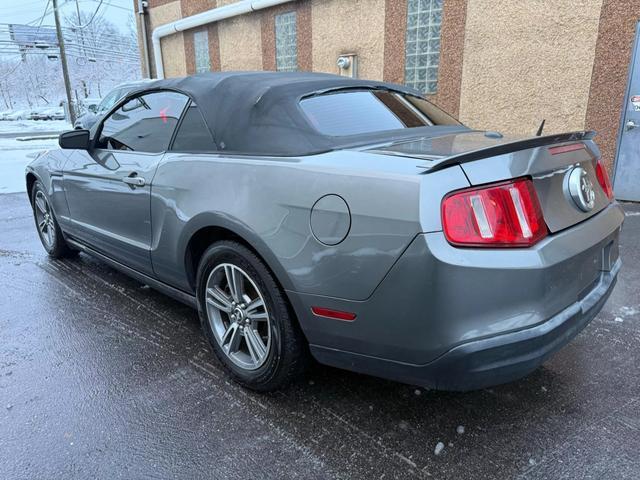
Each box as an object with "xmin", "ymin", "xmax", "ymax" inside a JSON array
[{"xmin": 367, "ymin": 130, "xmax": 609, "ymax": 233}]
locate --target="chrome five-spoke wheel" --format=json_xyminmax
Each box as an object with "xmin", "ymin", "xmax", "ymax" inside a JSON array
[
  {"xmin": 34, "ymin": 190, "xmax": 55, "ymax": 249},
  {"xmin": 205, "ymin": 263, "xmax": 271, "ymax": 370}
]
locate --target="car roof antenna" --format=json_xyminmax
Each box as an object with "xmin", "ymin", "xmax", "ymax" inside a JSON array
[{"xmin": 535, "ymin": 119, "xmax": 546, "ymax": 137}]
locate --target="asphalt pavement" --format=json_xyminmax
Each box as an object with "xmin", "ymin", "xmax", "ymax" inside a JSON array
[{"xmin": 1, "ymin": 192, "xmax": 639, "ymax": 480}]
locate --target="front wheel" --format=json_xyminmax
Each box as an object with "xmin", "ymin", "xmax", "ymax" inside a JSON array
[
  {"xmin": 196, "ymin": 240, "xmax": 308, "ymax": 391},
  {"xmin": 31, "ymin": 181, "xmax": 78, "ymax": 259}
]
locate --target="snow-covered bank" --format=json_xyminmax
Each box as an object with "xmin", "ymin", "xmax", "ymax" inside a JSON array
[
  {"xmin": 0, "ymin": 120, "xmax": 71, "ymax": 136},
  {"xmin": 0, "ymin": 138, "xmax": 57, "ymax": 194}
]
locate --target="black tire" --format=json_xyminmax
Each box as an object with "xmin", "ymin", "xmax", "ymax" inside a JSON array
[
  {"xmin": 31, "ymin": 181, "xmax": 78, "ymax": 259},
  {"xmin": 196, "ymin": 240, "xmax": 309, "ymax": 391}
]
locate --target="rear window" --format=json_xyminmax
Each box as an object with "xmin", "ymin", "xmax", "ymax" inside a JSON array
[
  {"xmin": 300, "ymin": 90, "xmax": 460, "ymax": 136},
  {"xmin": 171, "ymin": 105, "xmax": 216, "ymax": 152}
]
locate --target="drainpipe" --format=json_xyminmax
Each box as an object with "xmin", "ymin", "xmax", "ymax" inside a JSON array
[
  {"xmin": 152, "ymin": 0, "xmax": 296, "ymax": 79},
  {"xmin": 137, "ymin": 0, "xmax": 152, "ymax": 78}
]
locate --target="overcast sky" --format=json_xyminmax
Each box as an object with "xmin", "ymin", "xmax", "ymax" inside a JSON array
[{"xmin": 0, "ymin": 0, "xmax": 135, "ymax": 31}]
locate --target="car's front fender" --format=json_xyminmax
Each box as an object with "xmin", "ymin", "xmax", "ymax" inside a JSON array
[{"xmin": 25, "ymin": 149, "xmax": 71, "ymax": 222}]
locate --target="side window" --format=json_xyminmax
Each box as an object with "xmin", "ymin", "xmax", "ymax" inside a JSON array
[
  {"xmin": 171, "ymin": 104, "xmax": 216, "ymax": 152},
  {"xmin": 98, "ymin": 91, "xmax": 188, "ymax": 153}
]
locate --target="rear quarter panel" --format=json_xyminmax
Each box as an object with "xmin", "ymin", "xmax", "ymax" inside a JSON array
[{"xmin": 150, "ymin": 150, "xmax": 468, "ymax": 300}]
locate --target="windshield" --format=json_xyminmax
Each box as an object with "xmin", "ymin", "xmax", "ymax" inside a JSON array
[
  {"xmin": 300, "ymin": 89, "xmax": 461, "ymax": 136},
  {"xmin": 97, "ymin": 88, "xmax": 124, "ymax": 113}
]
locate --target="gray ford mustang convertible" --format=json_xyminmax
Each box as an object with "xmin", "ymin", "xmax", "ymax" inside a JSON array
[{"xmin": 26, "ymin": 72, "xmax": 623, "ymax": 391}]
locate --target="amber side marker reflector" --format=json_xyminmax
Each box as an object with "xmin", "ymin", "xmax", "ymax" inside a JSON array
[
  {"xmin": 548, "ymin": 143, "xmax": 585, "ymax": 155},
  {"xmin": 311, "ymin": 307, "xmax": 356, "ymax": 321}
]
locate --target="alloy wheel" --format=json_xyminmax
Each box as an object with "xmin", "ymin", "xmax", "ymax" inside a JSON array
[
  {"xmin": 34, "ymin": 191, "xmax": 55, "ymax": 249},
  {"xmin": 205, "ymin": 263, "xmax": 272, "ymax": 370}
]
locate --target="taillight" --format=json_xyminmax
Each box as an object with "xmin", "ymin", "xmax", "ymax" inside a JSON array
[
  {"xmin": 595, "ymin": 160, "xmax": 614, "ymax": 200},
  {"xmin": 442, "ymin": 178, "xmax": 548, "ymax": 247}
]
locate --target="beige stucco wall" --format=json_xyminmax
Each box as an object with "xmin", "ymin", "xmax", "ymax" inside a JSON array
[
  {"xmin": 148, "ymin": 1, "xmax": 187, "ymax": 78},
  {"xmin": 218, "ymin": 13, "xmax": 263, "ymax": 70},
  {"xmin": 311, "ymin": 0, "xmax": 386, "ymax": 80},
  {"xmin": 459, "ymin": 0, "xmax": 603, "ymax": 135}
]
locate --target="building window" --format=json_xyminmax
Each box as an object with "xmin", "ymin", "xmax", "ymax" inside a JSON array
[
  {"xmin": 275, "ymin": 11, "xmax": 297, "ymax": 72},
  {"xmin": 404, "ymin": 0, "xmax": 442, "ymax": 94},
  {"xmin": 194, "ymin": 30, "xmax": 210, "ymax": 73}
]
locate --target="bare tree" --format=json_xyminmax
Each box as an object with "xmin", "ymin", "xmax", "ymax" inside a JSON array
[{"xmin": 1, "ymin": 12, "xmax": 141, "ymax": 111}]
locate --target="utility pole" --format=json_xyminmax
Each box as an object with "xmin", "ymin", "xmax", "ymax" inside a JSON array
[
  {"xmin": 74, "ymin": 0, "xmax": 87, "ymax": 58},
  {"xmin": 52, "ymin": 0, "xmax": 76, "ymax": 124}
]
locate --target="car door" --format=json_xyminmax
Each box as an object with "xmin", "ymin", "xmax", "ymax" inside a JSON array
[{"xmin": 62, "ymin": 90, "xmax": 189, "ymax": 275}]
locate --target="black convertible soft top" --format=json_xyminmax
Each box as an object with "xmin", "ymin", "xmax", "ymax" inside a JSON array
[{"xmin": 134, "ymin": 71, "xmax": 468, "ymax": 157}]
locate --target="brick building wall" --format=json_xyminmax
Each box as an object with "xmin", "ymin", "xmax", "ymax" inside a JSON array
[{"xmin": 137, "ymin": 0, "xmax": 640, "ymax": 172}]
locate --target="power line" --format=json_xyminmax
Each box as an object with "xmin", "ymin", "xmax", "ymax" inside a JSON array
[
  {"xmin": 34, "ymin": 0, "xmax": 53, "ymax": 35},
  {"xmin": 75, "ymin": 0, "xmax": 134, "ymax": 13},
  {"xmin": 26, "ymin": 0, "xmax": 53, "ymax": 25},
  {"xmin": 0, "ymin": 0, "xmax": 51, "ymax": 80},
  {"xmin": 65, "ymin": 0, "xmax": 104, "ymax": 29},
  {"xmin": 0, "ymin": 23, "xmax": 139, "ymax": 45},
  {"xmin": 0, "ymin": 49, "xmax": 140, "ymax": 64}
]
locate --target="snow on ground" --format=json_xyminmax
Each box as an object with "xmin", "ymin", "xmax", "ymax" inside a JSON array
[
  {"xmin": 0, "ymin": 120, "xmax": 71, "ymax": 135},
  {"xmin": 0, "ymin": 137, "xmax": 57, "ymax": 194}
]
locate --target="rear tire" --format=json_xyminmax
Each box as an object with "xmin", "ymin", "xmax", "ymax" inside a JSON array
[
  {"xmin": 196, "ymin": 240, "xmax": 308, "ymax": 391},
  {"xmin": 31, "ymin": 181, "xmax": 78, "ymax": 259}
]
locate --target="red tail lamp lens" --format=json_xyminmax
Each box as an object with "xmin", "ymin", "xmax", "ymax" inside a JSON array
[
  {"xmin": 442, "ymin": 178, "xmax": 548, "ymax": 247},
  {"xmin": 595, "ymin": 160, "xmax": 614, "ymax": 200}
]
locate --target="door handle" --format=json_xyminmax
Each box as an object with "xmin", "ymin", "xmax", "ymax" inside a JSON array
[
  {"xmin": 123, "ymin": 173, "xmax": 146, "ymax": 187},
  {"xmin": 626, "ymin": 120, "xmax": 638, "ymax": 131}
]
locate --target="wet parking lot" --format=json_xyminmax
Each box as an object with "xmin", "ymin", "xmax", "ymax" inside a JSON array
[{"xmin": 1, "ymin": 192, "xmax": 639, "ymax": 479}]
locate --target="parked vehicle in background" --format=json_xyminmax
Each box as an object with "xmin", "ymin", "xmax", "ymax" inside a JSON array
[
  {"xmin": 49, "ymin": 108, "xmax": 65, "ymax": 121},
  {"xmin": 28, "ymin": 107, "xmax": 48, "ymax": 121},
  {"xmin": 4, "ymin": 109, "xmax": 29, "ymax": 121},
  {"xmin": 78, "ymin": 97, "xmax": 101, "ymax": 115},
  {"xmin": 74, "ymin": 79, "xmax": 152, "ymax": 130},
  {"xmin": 27, "ymin": 72, "xmax": 623, "ymax": 392},
  {"xmin": 0, "ymin": 110, "xmax": 12, "ymax": 120},
  {"xmin": 31, "ymin": 107, "xmax": 65, "ymax": 121}
]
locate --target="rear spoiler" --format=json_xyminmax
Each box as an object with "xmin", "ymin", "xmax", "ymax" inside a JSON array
[{"xmin": 423, "ymin": 130, "xmax": 596, "ymax": 173}]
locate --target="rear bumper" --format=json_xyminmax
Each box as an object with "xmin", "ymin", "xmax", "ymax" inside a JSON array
[
  {"xmin": 291, "ymin": 203, "xmax": 624, "ymax": 390},
  {"xmin": 310, "ymin": 259, "xmax": 619, "ymax": 391}
]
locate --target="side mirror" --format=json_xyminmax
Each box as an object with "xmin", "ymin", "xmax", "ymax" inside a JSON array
[
  {"xmin": 59, "ymin": 129, "xmax": 90, "ymax": 150},
  {"xmin": 88, "ymin": 104, "xmax": 98, "ymax": 113}
]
